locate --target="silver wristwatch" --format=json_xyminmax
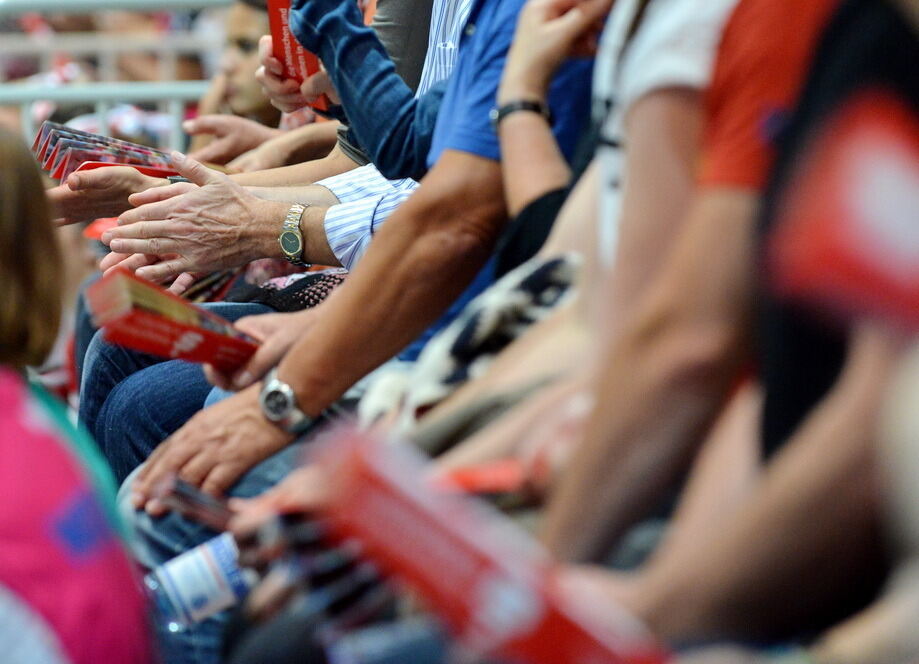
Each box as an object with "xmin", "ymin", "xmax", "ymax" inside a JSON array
[{"xmin": 258, "ymin": 367, "xmax": 314, "ymax": 435}]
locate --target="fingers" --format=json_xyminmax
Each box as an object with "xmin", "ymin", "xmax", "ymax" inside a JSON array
[
  {"xmin": 258, "ymin": 35, "xmax": 283, "ymax": 76},
  {"xmin": 104, "ymin": 219, "xmax": 175, "ymax": 243},
  {"xmin": 66, "ymin": 168, "xmax": 117, "ymax": 192},
  {"xmin": 168, "ymin": 272, "xmax": 197, "ymax": 295},
  {"xmin": 233, "ymin": 314, "xmax": 284, "ymax": 342},
  {"xmin": 182, "ymin": 115, "xmax": 232, "ymax": 137},
  {"xmin": 188, "ymin": 137, "xmax": 237, "ymax": 165},
  {"xmin": 201, "ymin": 462, "xmax": 246, "ymax": 497},
  {"xmin": 231, "ymin": 337, "xmax": 285, "ymax": 389},
  {"xmin": 299, "ymin": 70, "xmax": 332, "ymax": 103},
  {"xmin": 100, "ymin": 252, "xmax": 158, "ymax": 276},
  {"xmin": 135, "ymin": 257, "xmax": 192, "ymax": 284},
  {"xmin": 132, "ymin": 433, "xmax": 201, "ymax": 513},
  {"xmin": 170, "ymin": 151, "xmax": 226, "ymax": 188},
  {"xmin": 203, "ymin": 363, "xmax": 234, "ymax": 391},
  {"xmin": 128, "ymin": 181, "xmax": 195, "ymax": 209},
  {"xmin": 121, "ymin": 190, "xmax": 189, "ymax": 225}
]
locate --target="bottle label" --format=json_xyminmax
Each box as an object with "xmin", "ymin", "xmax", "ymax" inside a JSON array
[{"xmin": 155, "ymin": 533, "xmax": 251, "ymax": 624}]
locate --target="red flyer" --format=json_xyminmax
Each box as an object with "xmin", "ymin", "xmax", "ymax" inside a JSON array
[
  {"xmin": 312, "ymin": 427, "xmax": 670, "ymax": 664},
  {"xmin": 86, "ymin": 269, "xmax": 258, "ymax": 373}
]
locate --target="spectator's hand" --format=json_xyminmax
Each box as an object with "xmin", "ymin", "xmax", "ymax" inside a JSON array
[
  {"xmin": 227, "ymin": 464, "xmax": 331, "ymax": 536},
  {"xmin": 227, "ymin": 130, "xmax": 299, "ymax": 172},
  {"xmin": 130, "ymin": 384, "xmax": 293, "ymax": 514},
  {"xmin": 101, "ymin": 151, "xmax": 287, "ymax": 284},
  {"xmin": 203, "ymin": 308, "xmax": 319, "ymax": 391},
  {"xmin": 256, "ymin": 35, "xmax": 311, "ymax": 113},
  {"xmin": 516, "ymin": 389, "xmax": 593, "ymax": 494},
  {"xmin": 300, "ymin": 67, "xmax": 341, "ymax": 105},
  {"xmin": 47, "ymin": 166, "xmax": 167, "ymax": 226},
  {"xmin": 185, "ymin": 115, "xmax": 281, "ymax": 166},
  {"xmin": 498, "ymin": 0, "xmax": 612, "ymax": 105}
]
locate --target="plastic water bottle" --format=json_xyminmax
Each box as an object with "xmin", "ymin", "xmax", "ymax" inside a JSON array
[{"xmin": 144, "ymin": 532, "xmax": 258, "ymax": 632}]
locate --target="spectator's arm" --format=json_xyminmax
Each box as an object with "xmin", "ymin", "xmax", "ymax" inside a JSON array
[
  {"xmin": 275, "ymin": 149, "xmax": 507, "ymax": 413},
  {"xmin": 227, "ymin": 120, "xmax": 341, "ymax": 172},
  {"xmin": 229, "ymin": 141, "xmax": 360, "ymax": 186},
  {"xmin": 542, "ymin": 189, "xmax": 758, "ymax": 562},
  {"xmin": 289, "ymin": 0, "xmax": 447, "ymax": 179},
  {"xmin": 621, "ymin": 324, "xmax": 899, "ymax": 642}
]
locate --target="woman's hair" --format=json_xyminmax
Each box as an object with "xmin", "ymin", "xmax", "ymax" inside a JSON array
[{"xmin": 0, "ymin": 128, "xmax": 61, "ymax": 370}]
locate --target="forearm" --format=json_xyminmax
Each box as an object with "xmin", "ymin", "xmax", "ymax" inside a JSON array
[
  {"xmin": 634, "ymin": 325, "xmax": 899, "ymax": 643},
  {"xmin": 497, "ymin": 113, "xmax": 571, "ymax": 217},
  {"xmin": 231, "ymin": 143, "xmax": 358, "ymax": 186},
  {"xmin": 542, "ymin": 306, "xmax": 745, "ymax": 562},
  {"xmin": 278, "ymin": 152, "xmax": 507, "ymax": 414},
  {"xmin": 268, "ymin": 121, "xmax": 341, "ymax": 165},
  {"xmin": 246, "ymin": 184, "xmax": 340, "ymax": 207},
  {"xmin": 542, "ymin": 193, "xmax": 758, "ymax": 561}
]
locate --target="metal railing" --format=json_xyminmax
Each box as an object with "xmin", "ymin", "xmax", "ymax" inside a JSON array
[
  {"xmin": 0, "ymin": 0, "xmax": 230, "ymax": 15},
  {"xmin": 0, "ymin": 80, "xmax": 211, "ymax": 149},
  {"xmin": 0, "ymin": 0, "xmax": 232, "ymax": 147},
  {"xmin": 0, "ymin": 33, "xmax": 223, "ymax": 83}
]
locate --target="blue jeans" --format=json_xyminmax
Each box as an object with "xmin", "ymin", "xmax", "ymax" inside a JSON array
[
  {"xmin": 120, "ymin": 442, "xmax": 305, "ymax": 664},
  {"xmin": 117, "ymin": 358, "xmax": 407, "ymax": 664},
  {"xmin": 79, "ymin": 302, "xmax": 271, "ymax": 483}
]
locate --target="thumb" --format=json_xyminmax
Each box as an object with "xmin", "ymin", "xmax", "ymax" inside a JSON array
[
  {"xmin": 182, "ymin": 115, "xmax": 230, "ymax": 136},
  {"xmin": 170, "ymin": 151, "xmax": 225, "ymax": 187},
  {"xmin": 66, "ymin": 167, "xmax": 117, "ymax": 191}
]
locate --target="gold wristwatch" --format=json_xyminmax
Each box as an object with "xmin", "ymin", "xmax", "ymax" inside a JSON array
[{"xmin": 278, "ymin": 202, "xmax": 310, "ymax": 266}]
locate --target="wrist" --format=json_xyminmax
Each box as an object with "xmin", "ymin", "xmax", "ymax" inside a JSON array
[
  {"xmin": 497, "ymin": 71, "xmax": 549, "ymax": 106},
  {"xmin": 252, "ymin": 199, "xmax": 294, "ymax": 260}
]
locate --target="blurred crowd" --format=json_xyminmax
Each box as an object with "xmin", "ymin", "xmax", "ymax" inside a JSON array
[{"xmin": 1, "ymin": 0, "xmax": 918, "ymax": 662}]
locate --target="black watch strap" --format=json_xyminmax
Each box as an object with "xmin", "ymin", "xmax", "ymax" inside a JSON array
[
  {"xmin": 489, "ymin": 100, "xmax": 553, "ymax": 130},
  {"xmin": 167, "ymin": 175, "xmax": 191, "ymax": 184}
]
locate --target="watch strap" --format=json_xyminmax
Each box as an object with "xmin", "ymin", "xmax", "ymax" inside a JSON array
[
  {"xmin": 280, "ymin": 203, "xmax": 309, "ymax": 266},
  {"xmin": 490, "ymin": 100, "xmax": 553, "ymax": 130}
]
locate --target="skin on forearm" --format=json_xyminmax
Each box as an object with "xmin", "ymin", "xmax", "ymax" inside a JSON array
[
  {"xmin": 498, "ymin": 111, "xmax": 571, "ymax": 217},
  {"xmin": 276, "ymin": 150, "xmax": 508, "ymax": 415},
  {"xmin": 633, "ymin": 324, "xmax": 900, "ymax": 643},
  {"xmin": 590, "ymin": 90, "xmax": 703, "ymax": 327},
  {"xmin": 246, "ymin": 184, "xmax": 340, "ymax": 207},
  {"xmin": 541, "ymin": 191, "xmax": 758, "ymax": 562},
  {"xmin": 275, "ymin": 121, "xmax": 341, "ymax": 164},
  {"xmin": 230, "ymin": 142, "xmax": 359, "ymax": 186}
]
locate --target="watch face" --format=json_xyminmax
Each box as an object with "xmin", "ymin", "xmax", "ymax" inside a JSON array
[
  {"xmin": 263, "ymin": 389, "xmax": 290, "ymax": 419},
  {"xmin": 279, "ymin": 230, "xmax": 302, "ymax": 257}
]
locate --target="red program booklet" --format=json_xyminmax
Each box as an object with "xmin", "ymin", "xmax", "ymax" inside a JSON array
[
  {"xmin": 267, "ymin": 0, "xmax": 329, "ymax": 112},
  {"xmin": 86, "ymin": 269, "xmax": 258, "ymax": 372},
  {"xmin": 311, "ymin": 427, "xmax": 670, "ymax": 664}
]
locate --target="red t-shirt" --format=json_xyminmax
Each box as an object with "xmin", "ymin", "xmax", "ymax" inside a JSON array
[{"xmin": 697, "ymin": 0, "xmax": 840, "ymax": 189}]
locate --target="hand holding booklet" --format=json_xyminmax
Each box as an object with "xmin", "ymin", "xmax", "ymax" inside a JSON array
[{"xmin": 86, "ymin": 269, "xmax": 258, "ymax": 372}]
